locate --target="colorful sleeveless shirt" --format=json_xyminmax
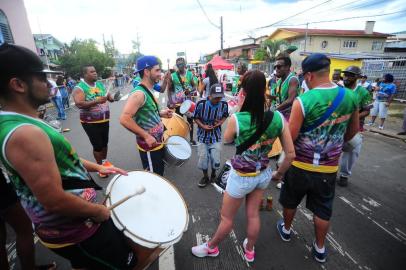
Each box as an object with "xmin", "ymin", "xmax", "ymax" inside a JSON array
[
  {"xmin": 130, "ymin": 85, "xmax": 164, "ymax": 151},
  {"xmin": 170, "ymin": 70, "xmax": 193, "ymax": 105},
  {"xmin": 293, "ymin": 86, "xmax": 357, "ymax": 173},
  {"xmin": 75, "ymin": 81, "xmax": 110, "ymax": 123},
  {"xmin": 0, "ymin": 111, "xmax": 99, "ymax": 245},
  {"xmin": 231, "ymin": 111, "xmax": 284, "ymax": 174},
  {"xmin": 275, "ymin": 72, "xmax": 300, "ymax": 119}
]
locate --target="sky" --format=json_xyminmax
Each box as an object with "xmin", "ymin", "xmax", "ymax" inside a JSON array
[{"xmin": 24, "ymin": 0, "xmax": 406, "ymax": 66}]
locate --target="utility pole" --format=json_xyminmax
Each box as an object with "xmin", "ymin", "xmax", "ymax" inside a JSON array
[
  {"xmin": 304, "ymin": 22, "xmax": 309, "ymax": 53},
  {"xmin": 220, "ymin": 16, "xmax": 224, "ymax": 57}
]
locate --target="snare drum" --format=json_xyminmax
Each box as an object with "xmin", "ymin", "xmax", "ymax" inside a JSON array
[
  {"xmin": 343, "ymin": 133, "xmax": 363, "ymax": 152},
  {"xmin": 105, "ymin": 171, "xmax": 189, "ymax": 249},
  {"xmin": 161, "ymin": 113, "xmax": 190, "ymax": 140},
  {"xmin": 163, "ymin": 136, "xmax": 192, "ymax": 167},
  {"xmin": 179, "ymin": 100, "xmax": 196, "ymax": 118}
]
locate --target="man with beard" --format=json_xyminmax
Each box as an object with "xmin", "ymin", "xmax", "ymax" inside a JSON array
[
  {"xmin": 72, "ymin": 65, "xmax": 116, "ymax": 177},
  {"xmin": 274, "ymin": 54, "xmax": 300, "ymax": 120},
  {"xmin": 120, "ymin": 56, "xmax": 173, "ymax": 176},
  {"xmin": 0, "ymin": 43, "xmax": 135, "ymax": 269},
  {"xmin": 166, "ymin": 57, "xmax": 197, "ymax": 146},
  {"xmin": 338, "ymin": 66, "xmax": 372, "ymax": 187}
]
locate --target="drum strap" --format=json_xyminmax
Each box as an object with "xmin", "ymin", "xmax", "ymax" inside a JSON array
[
  {"xmin": 139, "ymin": 84, "xmax": 160, "ymax": 115},
  {"xmin": 236, "ymin": 111, "xmax": 274, "ymax": 155},
  {"xmin": 61, "ymin": 175, "xmax": 102, "ymax": 190}
]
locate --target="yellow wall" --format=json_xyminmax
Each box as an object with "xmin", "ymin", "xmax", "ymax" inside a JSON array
[{"xmin": 330, "ymin": 58, "xmax": 362, "ymax": 73}]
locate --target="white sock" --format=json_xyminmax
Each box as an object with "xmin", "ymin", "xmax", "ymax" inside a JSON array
[
  {"xmin": 282, "ymin": 225, "xmax": 291, "ymax": 234},
  {"xmin": 314, "ymin": 242, "xmax": 325, "ymax": 253}
]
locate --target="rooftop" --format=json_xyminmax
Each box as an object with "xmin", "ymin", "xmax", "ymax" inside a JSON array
[{"xmin": 274, "ymin": 28, "xmax": 391, "ymax": 38}]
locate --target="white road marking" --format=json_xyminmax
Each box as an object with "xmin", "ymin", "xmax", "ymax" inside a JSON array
[
  {"xmin": 362, "ymin": 197, "xmax": 381, "ymax": 208},
  {"xmin": 229, "ymin": 230, "xmax": 250, "ymax": 268},
  {"xmin": 159, "ymin": 246, "xmax": 175, "ymax": 270},
  {"xmin": 359, "ymin": 204, "xmax": 372, "ymax": 212}
]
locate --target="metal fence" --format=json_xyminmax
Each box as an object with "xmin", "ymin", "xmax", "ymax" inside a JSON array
[{"xmin": 361, "ymin": 58, "xmax": 406, "ymax": 99}]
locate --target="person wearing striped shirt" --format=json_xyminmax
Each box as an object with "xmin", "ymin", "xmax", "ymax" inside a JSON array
[{"xmin": 193, "ymin": 83, "xmax": 228, "ymax": 187}]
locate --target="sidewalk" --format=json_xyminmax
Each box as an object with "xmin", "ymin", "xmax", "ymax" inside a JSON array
[{"xmin": 364, "ymin": 115, "xmax": 406, "ymax": 141}]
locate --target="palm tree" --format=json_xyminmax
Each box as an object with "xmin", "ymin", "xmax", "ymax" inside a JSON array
[{"xmin": 262, "ymin": 39, "xmax": 289, "ymax": 62}]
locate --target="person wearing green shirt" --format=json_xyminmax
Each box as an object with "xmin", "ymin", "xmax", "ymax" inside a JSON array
[
  {"xmin": 0, "ymin": 43, "xmax": 135, "ymax": 269},
  {"xmin": 338, "ymin": 66, "xmax": 372, "ymax": 187},
  {"xmin": 278, "ymin": 53, "xmax": 359, "ymax": 263},
  {"xmin": 274, "ymin": 54, "xmax": 300, "ymax": 120}
]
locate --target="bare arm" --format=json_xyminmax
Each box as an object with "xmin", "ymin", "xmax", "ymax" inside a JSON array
[
  {"xmin": 344, "ymin": 110, "xmax": 359, "ymax": 142},
  {"xmin": 288, "ymin": 100, "xmax": 304, "ymax": 142},
  {"xmin": 160, "ymin": 72, "xmax": 171, "ymax": 93},
  {"xmin": 80, "ymin": 158, "xmax": 128, "ymax": 176},
  {"xmin": 359, "ymin": 109, "xmax": 370, "ymax": 118},
  {"xmin": 72, "ymin": 88, "xmax": 105, "ymax": 109},
  {"xmin": 277, "ymin": 78, "xmax": 299, "ymax": 111},
  {"xmin": 166, "ymin": 76, "xmax": 174, "ymax": 104},
  {"xmin": 120, "ymin": 91, "xmax": 150, "ymax": 139},
  {"xmin": 6, "ymin": 126, "xmax": 108, "ymax": 221},
  {"xmin": 273, "ymin": 119, "xmax": 295, "ymax": 180},
  {"xmin": 224, "ymin": 116, "xmax": 237, "ymax": 143}
]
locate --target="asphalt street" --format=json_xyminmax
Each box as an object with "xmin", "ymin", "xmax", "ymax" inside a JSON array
[{"xmin": 5, "ymin": 89, "xmax": 406, "ymax": 270}]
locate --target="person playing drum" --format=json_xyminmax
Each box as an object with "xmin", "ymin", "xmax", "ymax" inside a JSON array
[
  {"xmin": 191, "ymin": 70, "xmax": 295, "ymax": 263},
  {"xmin": 193, "ymin": 83, "xmax": 229, "ymax": 188},
  {"xmin": 120, "ymin": 56, "xmax": 173, "ymax": 176},
  {"xmin": 0, "ymin": 43, "xmax": 136, "ymax": 269},
  {"xmin": 165, "ymin": 57, "xmax": 197, "ymax": 146}
]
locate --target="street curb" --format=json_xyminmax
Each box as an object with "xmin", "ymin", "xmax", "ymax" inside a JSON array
[{"xmin": 365, "ymin": 126, "xmax": 406, "ymax": 142}]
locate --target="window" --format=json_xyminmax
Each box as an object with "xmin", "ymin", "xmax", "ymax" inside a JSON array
[
  {"xmin": 343, "ymin": 40, "xmax": 358, "ymax": 48},
  {"xmin": 0, "ymin": 10, "xmax": 14, "ymax": 45},
  {"xmin": 321, "ymin": 40, "xmax": 328, "ymax": 49},
  {"xmin": 47, "ymin": 37, "xmax": 53, "ymax": 45},
  {"xmin": 372, "ymin": 41, "xmax": 384, "ymax": 51}
]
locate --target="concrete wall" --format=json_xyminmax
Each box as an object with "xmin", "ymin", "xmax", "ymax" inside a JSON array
[{"xmin": 0, "ymin": 0, "xmax": 36, "ymax": 52}]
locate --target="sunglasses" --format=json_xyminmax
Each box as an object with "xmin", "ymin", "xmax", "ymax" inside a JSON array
[{"xmin": 274, "ymin": 65, "xmax": 285, "ymax": 69}]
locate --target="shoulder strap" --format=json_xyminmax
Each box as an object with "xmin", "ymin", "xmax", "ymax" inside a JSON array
[
  {"xmin": 301, "ymin": 86, "xmax": 346, "ymax": 133},
  {"xmin": 236, "ymin": 111, "xmax": 274, "ymax": 155},
  {"xmin": 138, "ymin": 84, "xmax": 160, "ymax": 115}
]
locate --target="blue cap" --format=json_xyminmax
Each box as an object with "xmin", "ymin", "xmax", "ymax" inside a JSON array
[
  {"xmin": 302, "ymin": 53, "xmax": 330, "ymax": 74},
  {"xmin": 134, "ymin": 56, "xmax": 159, "ymax": 73}
]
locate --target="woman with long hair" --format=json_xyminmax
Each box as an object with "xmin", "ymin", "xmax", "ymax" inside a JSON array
[
  {"xmin": 56, "ymin": 75, "xmax": 70, "ymax": 109},
  {"xmin": 199, "ymin": 63, "xmax": 219, "ymax": 98},
  {"xmin": 191, "ymin": 70, "xmax": 295, "ymax": 262}
]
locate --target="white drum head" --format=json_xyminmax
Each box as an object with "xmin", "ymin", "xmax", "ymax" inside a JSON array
[
  {"xmin": 106, "ymin": 171, "xmax": 189, "ymax": 248},
  {"xmin": 167, "ymin": 136, "xmax": 192, "ymax": 160},
  {"xmin": 179, "ymin": 100, "xmax": 192, "ymax": 114}
]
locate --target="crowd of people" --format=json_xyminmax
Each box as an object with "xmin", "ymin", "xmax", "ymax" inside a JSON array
[{"xmin": 0, "ymin": 41, "xmax": 401, "ymax": 270}]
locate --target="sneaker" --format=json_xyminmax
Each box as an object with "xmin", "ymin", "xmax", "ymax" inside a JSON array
[
  {"xmin": 191, "ymin": 242, "xmax": 219, "ymax": 258},
  {"xmin": 242, "ymin": 238, "xmax": 255, "ymax": 262},
  {"xmin": 337, "ymin": 176, "xmax": 348, "ymax": 187},
  {"xmin": 276, "ymin": 182, "xmax": 283, "ymax": 189},
  {"xmin": 198, "ymin": 176, "xmax": 209, "ymax": 188},
  {"xmin": 190, "ymin": 140, "xmax": 198, "ymax": 146},
  {"xmin": 378, "ymin": 125, "xmax": 384, "ymax": 130},
  {"xmin": 276, "ymin": 219, "xmax": 291, "ymax": 242},
  {"xmin": 99, "ymin": 160, "xmax": 113, "ymax": 178},
  {"xmin": 397, "ymin": 131, "xmax": 406, "ymax": 135},
  {"xmin": 365, "ymin": 122, "xmax": 374, "ymax": 126},
  {"xmin": 210, "ymin": 173, "xmax": 216, "ymax": 183},
  {"xmin": 312, "ymin": 241, "xmax": 327, "ymax": 263}
]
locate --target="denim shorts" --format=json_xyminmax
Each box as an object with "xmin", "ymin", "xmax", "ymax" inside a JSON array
[
  {"xmin": 225, "ymin": 167, "xmax": 272, "ymax": 199},
  {"xmin": 197, "ymin": 142, "xmax": 221, "ymax": 171},
  {"xmin": 370, "ymin": 100, "xmax": 388, "ymax": 118}
]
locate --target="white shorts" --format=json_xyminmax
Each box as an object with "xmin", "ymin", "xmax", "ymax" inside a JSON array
[{"xmin": 370, "ymin": 100, "xmax": 388, "ymax": 118}]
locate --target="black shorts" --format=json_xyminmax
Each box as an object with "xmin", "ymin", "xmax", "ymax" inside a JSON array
[
  {"xmin": 49, "ymin": 219, "xmax": 137, "ymax": 269},
  {"xmin": 279, "ymin": 166, "xmax": 336, "ymax": 221},
  {"xmin": 139, "ymin": 147, "xmax": 165, "ymax": 176},
  {"xmin": 81, "ymin": 121, "xmax": 110, "ymax": 152},
  {"xmin": 0, "ymin": 172, "xmax": 18, "ymax": 215}
]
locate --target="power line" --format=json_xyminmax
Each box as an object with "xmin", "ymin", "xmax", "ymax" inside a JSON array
[
  {"xmin": 274, "ymin": 9, "xmax": 406, "ymax": 27},
  {"xmin": 196, "ymin": 0, "xmax": 220, "ymax": 29},
  {"xmin": 255, "ymin": 0, "xmax": 333, "ymax": 30}
]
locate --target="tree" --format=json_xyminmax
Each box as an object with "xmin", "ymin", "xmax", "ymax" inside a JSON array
[
  {"xmin": 261, "ymin": 39, "xmax": 289, "ymax": 62},
  {"xmin": 254, "ymin": 48, "xmax": 267, "ymax": 61},
  {"xmin": 60, "ymin": 39, "xmax": 115, "ymax": 79}
]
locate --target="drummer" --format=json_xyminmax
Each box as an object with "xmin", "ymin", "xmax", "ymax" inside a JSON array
[
  {"xmin": 0, "ymin": 43, "xmax": 136, "ymax": 269},
  {"xmin": 120, "ymin": 56, "xmax": 173, "ymax": 176},
  {"xmin": 193, "ymin": 83, "xmax": 229, "ymax": 187},
  {"xmin": 166, "ymin": 57, "xmax": 197, "ymax": 146}
]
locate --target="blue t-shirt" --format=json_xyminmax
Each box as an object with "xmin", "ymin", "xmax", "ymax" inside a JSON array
[
  {"xmin": 193, "ymin": 98, "xmax": 228, "ymax": 144},
  {"xmin": 376, "ymin": 83, "xmax": 396, "ymax": 101}
]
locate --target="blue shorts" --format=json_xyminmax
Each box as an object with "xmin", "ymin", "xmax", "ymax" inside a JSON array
[
  {"xmin": 197, "ymin": 142, "xmax": 221, "ymax": 171},
  {"xmin": 225, "ymin": 167, "xmax": 272, "ymax": 199}
]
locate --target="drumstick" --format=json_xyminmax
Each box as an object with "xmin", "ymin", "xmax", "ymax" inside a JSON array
[
  {"xmin": 108, "ymin": 186, "xmax": 146, "ymax": 210},
  {"xmin": 158, "ymin": 142, "xmax": 182, "ymax": 145}
]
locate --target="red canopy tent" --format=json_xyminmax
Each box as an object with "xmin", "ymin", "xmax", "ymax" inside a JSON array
[{"xmin": 206, "ymin": 55, "xmax": 233, "ymax": 70}]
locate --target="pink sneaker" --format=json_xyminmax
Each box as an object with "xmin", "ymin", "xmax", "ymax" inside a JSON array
[
  {"xmin": 191, "ymin": 242, "xmax": 219, "ymax": 258},
  {"xmin": 243, "ymin": 238, "xmax": 255, "ymax": 262}
]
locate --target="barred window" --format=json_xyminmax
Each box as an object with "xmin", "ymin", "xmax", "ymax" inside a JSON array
[
  {"xmin": 343, "ymin": 40, "xmax": 358, "ymax": 48},
  {"xmin": 372, "ymin": 41, "xmax": 384, "ymax": 51},
  {"xmin": 0, "ymin": 10, "xmax": 14, "ymax": 45}
]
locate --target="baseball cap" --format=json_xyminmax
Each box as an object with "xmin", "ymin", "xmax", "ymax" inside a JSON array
[
  {"xmin": 209, "ymin": 83, "xmax": 224, "ymax": 98},
  {"xmin": 0, "ymin": 43, "xmax": 49, "ymax": 78},
  {"xmin": 343, "ymin": 66, "xmax": 362, "ymax": 76},
  {"xmin": 302, "ymin": 53, "xmax": 331, "ymax": 74},
  {"xmin": 134, "ymin": 55, "xmax": 160, "ymax": 73}
]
